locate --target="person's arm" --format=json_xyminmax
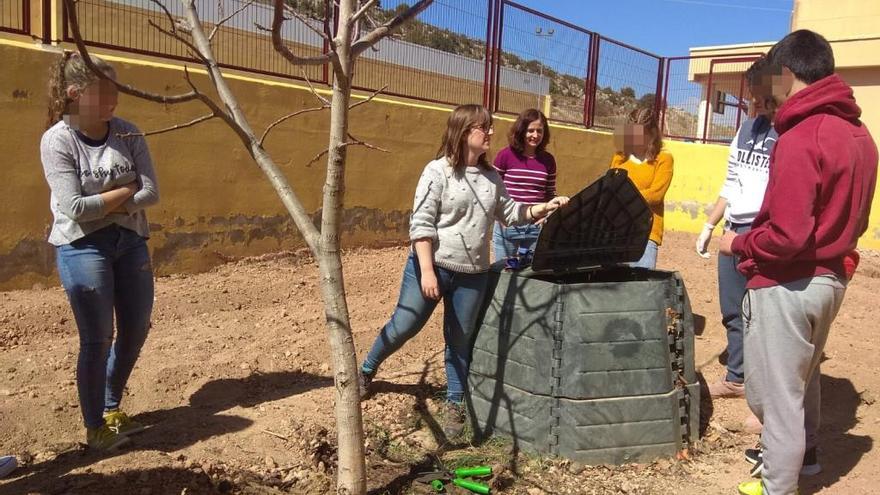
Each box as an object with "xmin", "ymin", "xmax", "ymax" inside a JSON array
[
  {"xmin": 695, "ymin": 197, "xmax": 727, "ymax": 257},
  {"xmin": 493, "ymin": 147, "xmax": 509, "ymax": 177},
  {"xmin": 413, "ymin": 239, "xmax": 439, "ymax": 300},
  {"xmin": 496, "ymin": 169, "xmax": 569, "ymax": 226},
  {"xmin": 528, "ymin": 197, "xmax": 569, "ymax": 220},
  {"xmin": 545, "ymin": 152, "xmax": 557, "ymax": 199},
  {"xmin": 41, "ymin": 132, "xmax": 135, "ymax": 221},
  {"xmin": 639, "ymin": 153, "xmax": 674, "ymax": 206},
  {"xmin": 120, "ymin": 133, "xmax": 159, "ymax": 214},
  {"xmin": 730, "ymin": 138, "xmax": 820, "ymax": 260},
  {"xmin": 409, "ymin": 163, "xmax": 443, "ymax": 299}
]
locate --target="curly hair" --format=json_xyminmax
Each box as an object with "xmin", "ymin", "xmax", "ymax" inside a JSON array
[{"xmin": 46, "ymin": 51, "xmax": 115, "ymax": 129}]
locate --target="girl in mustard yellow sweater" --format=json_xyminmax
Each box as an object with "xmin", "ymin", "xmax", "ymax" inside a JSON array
[{"xmin": 610, "ymin": 107, "xmax": 674, "ymax": 269}]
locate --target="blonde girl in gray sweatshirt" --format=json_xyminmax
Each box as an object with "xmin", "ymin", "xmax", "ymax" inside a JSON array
[{"xmin": 40, "ymin": 52, "xmax": 158, "ymax": 451}]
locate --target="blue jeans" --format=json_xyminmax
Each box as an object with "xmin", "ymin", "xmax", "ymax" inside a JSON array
[
  {"xmin": 362, "ymin": 254, "xmax": 489, "ymax": 403},
  {"xmin": 630, "ymin": 240, "xmax": 659, "ymax": 269},
  {"xmin": 718, "ymin": 223, "xmax": 751, "ymax": 383},
  {"xmin": 56, "ymin": 225, "xmax": 154, "ymax": 429},
  {"xmin": 493, "ymin": 222, "xmax": 541, "ymax": 261}
]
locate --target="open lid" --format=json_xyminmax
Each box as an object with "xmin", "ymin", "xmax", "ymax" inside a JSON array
[{"xmin": 531, "ymin": 168, "xmax": 653, "ymax": 272}]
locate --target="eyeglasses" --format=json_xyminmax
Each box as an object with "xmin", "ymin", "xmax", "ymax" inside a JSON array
[{"xmin": 471, "ymin": 123, "xmax": 494, "ymax": 134}]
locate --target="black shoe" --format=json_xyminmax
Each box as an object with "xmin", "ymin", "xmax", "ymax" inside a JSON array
[
  {"xmin": 358, "ymin": 370, "xmax": 375, "ymax": 400},
  {"xmin": 745, "ymin": 445, "xmax": 821, "ymax": 478},
  {"xmin": 441, "ymin": 401, "xmax": 467, "ymax": 439}
]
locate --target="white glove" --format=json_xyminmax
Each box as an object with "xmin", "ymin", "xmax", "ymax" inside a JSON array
[{"xmin": 695, "ymin": 222, "xmax": 716, "ymax": 258}]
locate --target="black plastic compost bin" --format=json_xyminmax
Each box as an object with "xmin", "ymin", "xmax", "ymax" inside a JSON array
[{"xmin": 468, "ymin": 168, "xmax": 700, "ymax": 464}]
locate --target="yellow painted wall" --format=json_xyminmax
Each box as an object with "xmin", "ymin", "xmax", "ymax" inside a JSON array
[
  {"xmin": 1, "ymin": 37, "xmax": 879, "ymax": 290},
  {"xmin": 0, "ymin": 39, "xmax": 611, "ymax": 290},
  {"xmin": 791, "ymin": 0, "xmax": 880, "ymax": 41},
  {"xmin": 661, "ymin": 138, "xmax": 880, "ymax": 253},
  {"xmin": 837, "ymin": 68, "xmax": 880, "ymax": 144}
]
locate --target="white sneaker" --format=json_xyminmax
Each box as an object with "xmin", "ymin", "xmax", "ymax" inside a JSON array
[{"xmin": 0, "ymin": 455, "xmax": 17, "ymax": 478}]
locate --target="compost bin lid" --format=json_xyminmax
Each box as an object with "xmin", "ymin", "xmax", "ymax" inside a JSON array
[{"xmin": 530, "ymin": 168, "xmax": 653, "ymax": 271}]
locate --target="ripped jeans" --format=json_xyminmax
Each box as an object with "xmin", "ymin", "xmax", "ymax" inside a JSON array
[{"xmin": 56, "ymin": 225, "xmax": 154, "ymax": 429}]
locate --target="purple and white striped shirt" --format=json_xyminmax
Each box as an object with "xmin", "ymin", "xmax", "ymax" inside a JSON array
[{"xmin": 493, "ymin": 146, "xmax": 557, "ymax": 204}]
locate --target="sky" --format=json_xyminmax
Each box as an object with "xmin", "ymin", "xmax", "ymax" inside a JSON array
[{"xmin": 512, "ymin": 0, "xmax": 794, "ymax": 57}]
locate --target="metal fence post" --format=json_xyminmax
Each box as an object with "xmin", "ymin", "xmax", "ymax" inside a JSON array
[
  {"xmin": 491, "ymin": 0, "xmax": 504, "ymax": 113},
  {"xmin": 654, "ymin": 57, "xmax": 665, "ymax": 126},
  {"xmin": 660, "ymin": 57, "xmax": 672, "ymax": 137},
  {"xmin": 482, "ymin": 0, "xmax": 496, "ymax": 108},
  {"xmin": 585, "ymin": 34, "xmax": 600, "ymax": 128}
]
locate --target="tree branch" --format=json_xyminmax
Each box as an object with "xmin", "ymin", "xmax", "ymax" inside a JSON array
[
  {"xmin": 306, "ymin": 136, "xmax": 388, "ymax": 168},
  {"xmin": 259, "ymin": 104, "xmax": 330, "ymax": 146},
  {"xmin": 64, "ymin": 0, "xmax": 199, "ymax": 104},
  {"xmin": 149, "ymin": 0, "xmax": 177, "ymax": 30},
  {"xmin": 283, "ymin": 4, "xmax": 331, "ymax": 42},
  {"xmin": 182, "ymin": 0, "xmax": 322, "ymax": 253},
  {"xmin": 301, "ymin": 69, "xmax": 331, "ymax": 106},
  {"xmin": 346, "ymin": 133, "xmax": 389, "ymax": 153},
  {"xmin": 272, "ymin": 0, "xmax": 333, "ymax": 67},
  {"xmin": 349, "ymin": 0, "xmax": 379, "ymax": 28},
  {"xmin": 350, "ymin": 0, "xmax": 433, "ymax": 58},
  {"xmin": 209, "ymin": 0, "xmax": 256, "ymax": 42},
  {"xmin": 117, "ymin": 113, "xmax": 216, "ymax": 138},
  {"xmin": 348, "ymin": 84, "xmax": 386, "ymax": 110},
  {"xmin": 148, "ymin": 19, "xmax": 207, "ymax": 63}
]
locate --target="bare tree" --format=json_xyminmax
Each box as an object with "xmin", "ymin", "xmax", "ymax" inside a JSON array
[{"xmin": 63, "ymin": 0, "xmax": 433, "ymax": 493}]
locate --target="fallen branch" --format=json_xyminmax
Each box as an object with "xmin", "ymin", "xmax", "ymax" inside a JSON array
[{"xmin": 261, "ymin": 429, "xmax": 290, "ymax": 441}]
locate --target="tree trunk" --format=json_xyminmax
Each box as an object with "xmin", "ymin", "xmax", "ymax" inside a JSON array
[{"xmin": 319, "ymin": 1, "xmax": 366, "ymax": 494}]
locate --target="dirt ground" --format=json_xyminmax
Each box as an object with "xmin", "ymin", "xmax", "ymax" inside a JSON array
[{"xmin": 1, "ymin": 230, "xmax": 879, "ymax": 495}]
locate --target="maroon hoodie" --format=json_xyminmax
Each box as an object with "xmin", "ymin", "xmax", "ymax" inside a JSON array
[{"xmin": 731, "ymin": 74, "xmax": 878, "ymax": 288}]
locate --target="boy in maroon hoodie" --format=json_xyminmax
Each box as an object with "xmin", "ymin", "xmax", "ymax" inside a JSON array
[{"xmin": 720, "ymin": 30, "xmax": 878, "ymax": 495}]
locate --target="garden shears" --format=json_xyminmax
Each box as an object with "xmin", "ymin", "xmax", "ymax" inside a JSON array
[{"xmin": 414, "ymin": 465, "xmax": 492, "ymax": 494}]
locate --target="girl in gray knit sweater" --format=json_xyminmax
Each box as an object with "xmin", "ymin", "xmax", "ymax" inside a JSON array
[
  {"xmin": 359, "ymin": 104, "xmax": 568, "ymax": 438},
  {"xmin": 40, "ymin": 52, "xmax": 158, "ymax": 451}
]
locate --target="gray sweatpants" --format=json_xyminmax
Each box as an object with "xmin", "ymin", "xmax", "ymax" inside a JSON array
[{"xmin": 743, "ymin": 275, "xmax": 847, "ymax": 495}]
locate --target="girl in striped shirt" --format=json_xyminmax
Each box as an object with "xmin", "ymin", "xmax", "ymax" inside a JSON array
[{"xmin": 492, "ymin": 109, "xmax": 557, "ymax": 261}]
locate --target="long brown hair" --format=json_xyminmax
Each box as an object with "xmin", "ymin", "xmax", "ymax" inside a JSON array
[
  {"xmin": 437, "ymin": 104, "xmax": 493, "ymax": 171},
  {"xmin": 508, "ymin": 108, "xmax": 550, "ymax": 155},
  {"xmin": 625, "ymin": 106, "xmax": 663, "ymax": 162},
  {"xmin": 46, "ymin": 51, "xmax": 115, "ymax": 129}
]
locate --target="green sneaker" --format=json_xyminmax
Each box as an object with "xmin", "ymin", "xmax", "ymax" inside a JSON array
[
  {"xmin": 103, "ymin": 410, "xmax": 145, "ymax": 436},
  {"xmin": 86, "ymin": 424, "xmax": 130, "ymax": 451}
]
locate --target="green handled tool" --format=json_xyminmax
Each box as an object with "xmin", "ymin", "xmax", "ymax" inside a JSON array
[
  {"xmin": 452, "ymin": 477, "xmax": 491, "ymax": 494},
  {"xmin": 452, "ymin": 466, "xmax": 492, "ymax": 478},
  {"xmin": 414, "ymin": 465, "xmax": 492, "ymax": 494}
]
